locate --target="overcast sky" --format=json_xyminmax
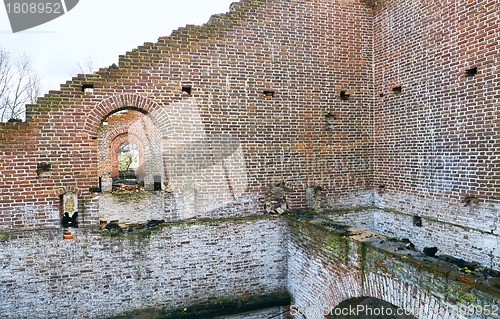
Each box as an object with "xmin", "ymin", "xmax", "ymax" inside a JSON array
[{"xmin": 0, "ymin": 0, "xmax": 235, "ymax": 92}]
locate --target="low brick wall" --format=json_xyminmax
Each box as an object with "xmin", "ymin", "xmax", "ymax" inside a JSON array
[
  {"xmin": 326, "ymin": 203, "xmax": 499, "ymax": 271},
  {"xmin": 0, "ymin": 217, "xmax": 287, "ymax": 319},
  {"xmin": 98, "ymin": 192, "xmax": 166, "ymax": 224},
  {"xmin": 286, "ymin": 216, "xmax": 500, "ymax": 319}
]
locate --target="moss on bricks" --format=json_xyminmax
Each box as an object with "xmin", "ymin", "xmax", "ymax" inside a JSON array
[
  {"xmin": 325, "ymin": 233, "xmax": 350, "ymax": 264},
  {"xmin": 0, "ymin": 232, "xmax": 11, "ymax": 241},
  {"xmin": 287, "ymin": 214, "xmax": 500, "ymax": 305},
  {"xmin": 98, "ymin": 215, "xmax": 278, "ymax": 240},
  {"xmin": 110, "ymin": 191, "xmax": 152, "ymax": 203},
  {"xmin": 108, "ymin": 292, "xmax": 290, "ymax": 319}
]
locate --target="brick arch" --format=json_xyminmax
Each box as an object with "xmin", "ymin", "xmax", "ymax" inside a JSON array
[
  {"xmin": 101, "ymin": 123, "xmax": 150, "ymax": 149},
  {"xmin": 328, "ymin": 296, "xmax": 417, "ymax": 318},
  {"xmin": 83, "ymin": 94, "xmax": 172, "ymax": 138},
  {"xmin": 98, "ymin": 123, "xmax": 146, "ymax": 179},
  {"xmin": 54, "ymin": 185, "xmax": 83, "ymax": 197},
  {"xmin": 289, "ymin": 246, "xmax": 465, "ymax": 319},
  {"xmin": 317, "ymin": 271, "xmax": 454, "ymax": 319}
]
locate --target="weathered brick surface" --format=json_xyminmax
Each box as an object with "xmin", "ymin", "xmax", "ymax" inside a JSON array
[
  {"xmin": 98, "ymin": 193, "xmax": 166, "ymax": 224},
  {"xmin": 0, "ymin": 0, "xmax": 374, "ymax": 228},
  {"xmin": 0, "ymin": 217, "xmax": 287, "ymax": 319},
  {"xmin": 372, "ymin": 0, "xmax": 499, "ymax": 221},
  {"xmin": 328, "ymin": 207, "xmax": 499, "ymax": 271},
  {"xmin": 287, "ymin": 218, "xmax": 500, "ymax": 319},
  {"xmin": 371, "ymin": 0, "xmax": 500, "ymax": 275},
  {"xmin": 0, "ymin": 0, "xmax": 498, "ymax": 318}
]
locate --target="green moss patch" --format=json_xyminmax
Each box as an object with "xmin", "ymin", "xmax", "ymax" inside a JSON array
[{"xmin": 108, "ymin": 292, "xmax": 290, "ymax": 319}]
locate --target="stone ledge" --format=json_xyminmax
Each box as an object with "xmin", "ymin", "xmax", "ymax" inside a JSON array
[{"xmin": 286, "ymin": 212, "xmax": 500, "ymax": 302}]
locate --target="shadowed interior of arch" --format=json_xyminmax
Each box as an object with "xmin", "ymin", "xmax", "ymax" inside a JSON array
[{"xmin": 329, "ymin": 297, "xmax": 417, "ymax": 319}]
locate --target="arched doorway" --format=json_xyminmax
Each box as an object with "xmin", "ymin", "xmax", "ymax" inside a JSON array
[
  {"xmin": 97, "ymin": 108, "xmax": 164, "ymax": 192},
  {"xmin": 328, "ymin": 297, "xmax": 417, "ymax": 319}
]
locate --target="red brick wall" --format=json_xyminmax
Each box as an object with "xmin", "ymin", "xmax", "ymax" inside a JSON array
[
  {"xmin": 0, "ymin": 0, "xmax": 375, "ymax": 229},
  {"xmin": 1, "ymin": 0, "xmax": 498, "ymax": 231},
  {"xmin": 373, "ymin": 0, "xmax": 499, "ymax": 202}
]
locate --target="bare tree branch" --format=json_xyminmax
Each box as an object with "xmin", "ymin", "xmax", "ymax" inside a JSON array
[
  {"xmin": 67, "ymin": 57, "xmax": 97, "ymax": 76},
  {"xmin": 0, "ymin": 48, "xmax": 42, "ymax": 122}
]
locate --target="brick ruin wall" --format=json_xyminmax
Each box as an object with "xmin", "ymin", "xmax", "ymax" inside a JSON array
[
  {"xmin": 372, "ymin": 0, "xmax": 499, "ymax": 270},
  {"xmin": 287, "ymin": 218, "xmax": 499, "ymax": 319},
  {"xmin": 0, "ymin": 218, "xmax": 287, "ymax": 318},
  {"xmin": 0, "ymin": 0, "xmax": 498, "ymax": 317},
  {"xmin": 0, "ymin": 0, "xmax": 374, "ymax": 230}
]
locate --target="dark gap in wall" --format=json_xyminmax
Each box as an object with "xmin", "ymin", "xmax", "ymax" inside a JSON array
[
  {"xmin": 465, "ymin": 67, "xmax": 478, "ymax": 77},
  {"xmin": 82, "ymin": 84, "xmax": 94, "ymax": 93},
  {"xmin": 392, "ymin": 85, "xmax": 402, "ymax": 94},
  {"xmin": 154, "ymin": 175, "xmax": 162, "ymax": 191},
  {"xmin": 325, "ymin": 112, "xmax": 336, "ymax": 122},
  {"xmin": 413, "ymin": 216, "xmax": 423, "ymax": 227},
  {"xmin": 378, "ymin": 185, "xmax": 386, "ymax": 194},
  {"xmin": 378, "ymin": 91, "xmax": 384, "ymax": 97},
  {"xmin": 263, "ymin": 90, "xmax": 275, "ymax": 98},
  {"xmin": 36, "ymin": 162, "xmax": 51, "ymax": 177},
  {"xmin": 340, "ymin": 90, "xmax": 350, "ymax": 100},
  {"xmin": 61, "ymin": 212, "xmax": 78, "ymax": 229},
  {"xmin": 59, "ymin": 193, "xmax": 78, "ymax": 228},
  {"xmin": 58, "ymin": 194, "xmax": 63, "ymax": 215},
  {"xmin": 463, "ymin": 195, "xmax": 479, "ymax": 206},
  {"xmin": 182, "ymin": 85, "xmax": 192, "ymax": 95},
  {"xmin": 325, "ymin": 112, "xmax": 336, "ymax": 131},
  {"xmin": 423, "ymin": 247, "xmax": 438, "ymax": 257},
  {"xmin": 89, "ymin": 186, "xmax": 101, "ymax": 193}
]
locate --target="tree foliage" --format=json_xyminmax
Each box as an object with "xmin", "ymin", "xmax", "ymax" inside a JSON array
[
  {"xmin": 118, "ymin": 142, "xmax": 139, "ymax": 179},
  {"xmin": 0, "ymin": 48, "xmax": 41, "ymax": 122}
]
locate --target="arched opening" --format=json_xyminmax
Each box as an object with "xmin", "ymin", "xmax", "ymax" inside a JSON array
[
  {"xmin": 97, "ymin": 108, "xmax": 164, "ymax": 192},
  {"xmin": 95, "ymin": 107, "xmax": 169, "ymax": 224},
  {"xmin": 328, "ymin": 297, "xmax": 417, "ymax": 319},
  {"xmin": 109, "ymin": 133, "xmax": 144, "ymax": 182}
]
